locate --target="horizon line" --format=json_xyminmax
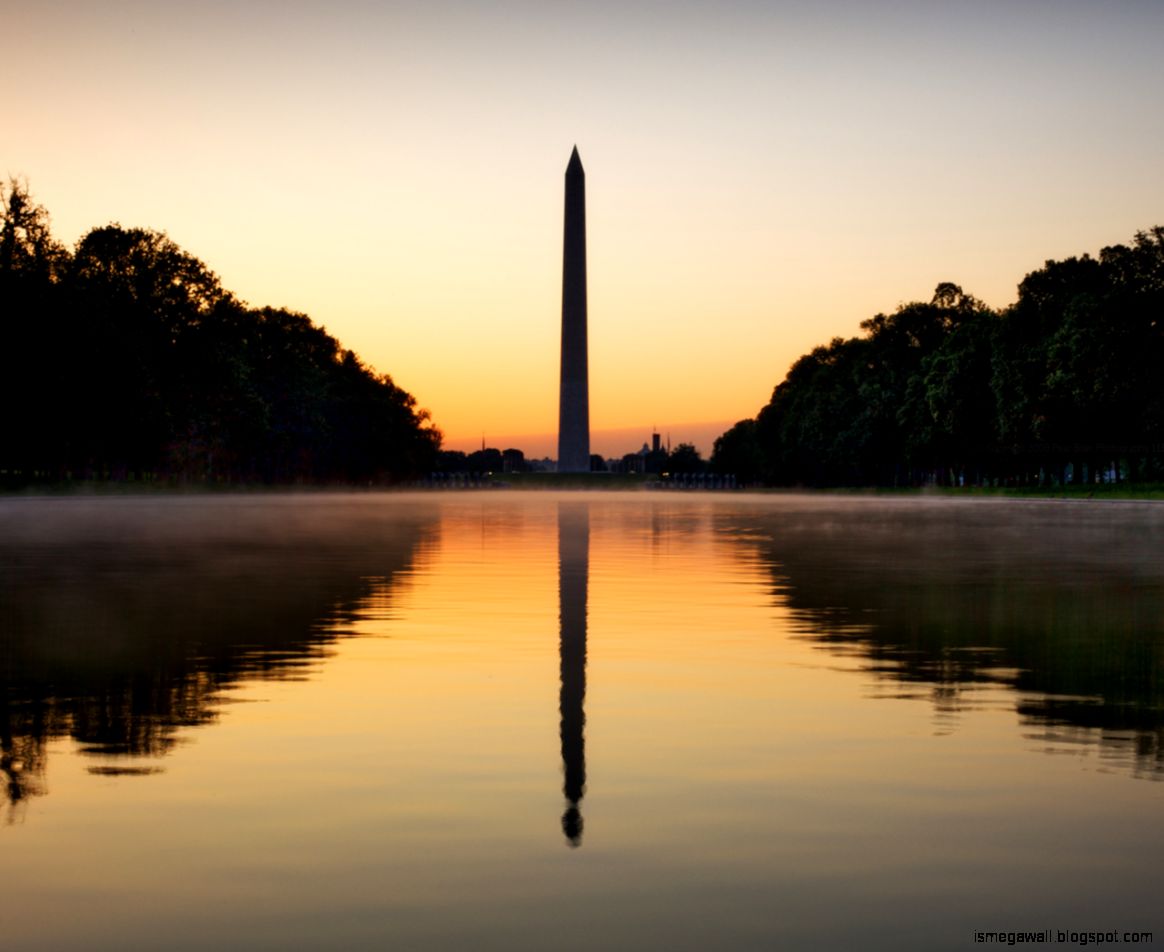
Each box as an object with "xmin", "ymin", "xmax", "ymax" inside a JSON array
[{"xmin": 442, "ymin": 418, "xmax": 741, "ymax": 458}]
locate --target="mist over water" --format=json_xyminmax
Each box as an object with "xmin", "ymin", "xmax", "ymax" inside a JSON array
[
  {"xmin": 0, "ymin": 495, "xmax": 438, "ymax": 799},
  {"xmin": 1, "ymin": 492, "xmax": 1161, "ymax": 950},
  {"xmin": 722, "ymin": 495, "xmax": 1164, "ymax": 776}
]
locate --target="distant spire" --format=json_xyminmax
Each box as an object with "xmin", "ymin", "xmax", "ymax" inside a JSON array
[{"xmin": 567, "ymin": 145, "xmax": 584, "ymax": 175}]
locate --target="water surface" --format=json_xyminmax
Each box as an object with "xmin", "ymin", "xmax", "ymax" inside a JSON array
[{"xmin": 1, "ymin": 492, "xmax": 1161, "ymax": 950}]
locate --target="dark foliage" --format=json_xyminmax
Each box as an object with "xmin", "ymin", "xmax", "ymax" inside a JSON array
[
  {"xmin": 666, "ymin": 442, "xmax": 705, "ymax": 473},
  {"xmin": 0, "ymin": 181, "xmax": 440, "ymax": 485},
  {"xmin": 711, "ymin": 419, "xmax": 763, "ymax": 484},
  {"xmin": 714, "ymin": 230, "xmax": 1164, "ymax": 487}
]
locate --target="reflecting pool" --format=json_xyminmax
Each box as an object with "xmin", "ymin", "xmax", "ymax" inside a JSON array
[{"xmin": 1, "ymin": 492, "xmax": 1161, "ymax": 950}]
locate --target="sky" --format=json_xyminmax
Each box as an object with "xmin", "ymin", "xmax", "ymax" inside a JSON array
[{"xmin": 6, "ymin": 0, "xmax": 1164, "ymax": 457}]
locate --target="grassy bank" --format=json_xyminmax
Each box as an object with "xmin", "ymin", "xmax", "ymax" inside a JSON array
[
  {"xmin": 785, "ymin": 482, "xmax": 1164, "ymax": 500},
  {"xmin": 8, "ymin": 472, "xmax": 1164, "ymax": 499},
  {"xmin": 935, "ymin": 482, "xmax": 1164, "ymax": 500}
]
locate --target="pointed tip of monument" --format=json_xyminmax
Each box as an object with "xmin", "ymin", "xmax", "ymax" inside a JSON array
[{"xmin": 567, "ymin": 145, "xmax": 583, "ymax": 174}]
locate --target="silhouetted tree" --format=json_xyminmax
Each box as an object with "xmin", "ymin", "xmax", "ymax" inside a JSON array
[
  {"xmin": 0, "ymin": 180, "xmax": 71, "ymax": 477},
  {"xmin": 667, "ymin": 442, "xmax": 705, "ymax": 473},
  {"xmin": 0, "ymin": 185, "xmax": 440, "ymax": 485},
  {"xmin": 990, "ymin": 230, "xmax": 1164, "ymax": 482},
  {"xmin": 905, "ymin": 285, "xmax": 999, "ymax": 483},
  {"xmin": 503, "ymin": 448, "xmax": 529, "ymax": 472},
  {"xmin": 0, "ymin": 178, "xmax": 67, "ymax": 279},
  {"xmin": 757, "ymin": 336, "xmax": 872, "ymax": 484},
  {"xmin": 467, "ymin": 447, "xmax": 504, "ymax": 472},
  {"xmin": 65, "ymin": 225, "xmax": 230, "ymax": 475},
  {"xmin": 739, "ymin": 229, "xmax": 1164, "ymax": 487},
  {"xmin": 712, "ymin": 419, "xmax": 763, "ymax": 484},
  {"xmin": 435, "ymin": 450, "xmax": 469, "ymax": 473}
]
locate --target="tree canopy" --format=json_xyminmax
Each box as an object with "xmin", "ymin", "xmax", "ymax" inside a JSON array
[
  {"xmin": 714, "ymin": 228, "xmax": 1164, "ymax": 487},
  {"xmin": 0, "ymin": 180, "xmax": 440, "ymax": 485}
]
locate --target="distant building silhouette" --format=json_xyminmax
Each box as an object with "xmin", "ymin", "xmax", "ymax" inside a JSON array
[{"xmin": 558, "ymin": 147, "xmax": 590, "ymax": 472}]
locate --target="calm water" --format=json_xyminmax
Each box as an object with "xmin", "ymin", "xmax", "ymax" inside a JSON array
[{"xmin": 1, "ymin": 492, "xmax": 1162, "ymax": 951}]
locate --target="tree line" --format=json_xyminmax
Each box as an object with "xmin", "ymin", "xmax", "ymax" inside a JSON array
[
  {"xmin": 712, "ymin": 227, "xmax": 1164, "ymax": 487},
  {"xmin": 0, "ymin": 180, "xmax": 440, "ymax": 485}
]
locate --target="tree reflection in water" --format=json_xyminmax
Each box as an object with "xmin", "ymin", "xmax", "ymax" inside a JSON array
[
  {"xmin": 718, "ymin": 497, "xmax": 1164, "ymax": 780},
  {"xmin": 0, "ymin": 495, "xmax": 436, "ymax": 820}
]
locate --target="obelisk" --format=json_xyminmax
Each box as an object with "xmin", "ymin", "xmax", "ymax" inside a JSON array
[{"xmin": 558, "ymin": 146, "xmax": 590, "ymax": 473}]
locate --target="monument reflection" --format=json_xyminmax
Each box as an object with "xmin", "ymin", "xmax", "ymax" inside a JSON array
[{"xmin": 558, "ymin": 501, "xmax": 588, "ymax": 846}]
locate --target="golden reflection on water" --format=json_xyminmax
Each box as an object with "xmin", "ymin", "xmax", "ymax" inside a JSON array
[{"xmin": 0, "ymin": 493, "xmax": 1162, "ymax": 950}]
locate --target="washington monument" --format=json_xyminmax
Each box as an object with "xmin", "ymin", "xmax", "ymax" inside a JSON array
[{"xmin": 558, "ymin": 146, "xmax": 590, "ymax": 472}]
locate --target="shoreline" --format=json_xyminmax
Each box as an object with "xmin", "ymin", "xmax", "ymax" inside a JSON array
[{"xmin": 5, "ymin": 477, "xmax": 1164, "ymax": 500}]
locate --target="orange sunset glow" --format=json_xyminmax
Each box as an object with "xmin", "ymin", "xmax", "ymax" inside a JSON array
[{"xmin": 6, "ymin": 0, "xmax": 1164, "ymax": 457}]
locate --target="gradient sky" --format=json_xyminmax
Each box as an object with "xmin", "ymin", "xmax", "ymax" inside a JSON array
[{"xmin": 7, "ymin": 0, "xmax": 1163, "ymax": 456}]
